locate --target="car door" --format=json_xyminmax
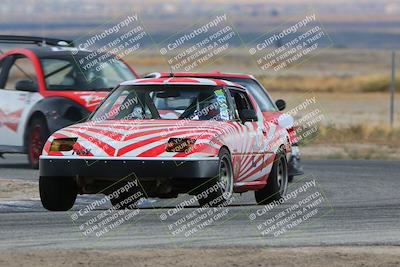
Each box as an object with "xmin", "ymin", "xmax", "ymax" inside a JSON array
[
  {"xmin": 0, "ymin": 54, "xmax": 42, "ymax": 148},
  {"xmin": 228, "ymin": 88, "xmax": 265, "ymax": 183}
]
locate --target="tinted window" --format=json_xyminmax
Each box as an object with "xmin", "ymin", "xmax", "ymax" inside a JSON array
[{"xmin": 229, "ymin": 90, "xmax": 254, "ymax": 120}]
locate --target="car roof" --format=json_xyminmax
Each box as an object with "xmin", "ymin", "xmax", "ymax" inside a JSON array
[
  {"xmin": 121, "ymin": 77, "xmax": 246, "ymax": 90},
  {"xmin": 0, "ymin": 35, "xmax": 97, "ymax": 58},
  {"xmin": 146, "ymin": 71, "xmax": 255, "ymax": 80}
]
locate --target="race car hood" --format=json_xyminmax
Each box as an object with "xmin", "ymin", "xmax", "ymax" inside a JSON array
[
  {"xmin": 43, "ymin": 91, "xmax": 109, "ymax": 112},
  {"xmin": 43, "ymin": 119, "xmax": 235, "ymax": 158}
]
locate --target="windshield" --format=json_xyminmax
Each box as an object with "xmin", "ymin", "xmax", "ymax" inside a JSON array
[
  {"xmin": 40, "ymin": 56, "xmax": 136, "ymax": 91},
  {"xmin": 91, "ymin": 85, "xmax": 232, "ymax": 122}
]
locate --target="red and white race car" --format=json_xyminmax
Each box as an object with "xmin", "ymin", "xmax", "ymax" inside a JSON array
[
  {"xmin": 145, "ymin": 72, "xmax": 304, "ymax": 181},
  {"xmin": 39, "ymin": 77, "xmax": 291, "ymax": 211},
  {"xmin": 0, "ymin": 35, "xmax": 139, "ymax": 168}
]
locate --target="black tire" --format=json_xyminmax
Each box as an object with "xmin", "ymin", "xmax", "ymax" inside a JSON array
[
  {"xmin": 39, "ymin": 176, "xmax": 77, "ymax": 211},
  {"xmin": 27, "ymin": 117, "xmax": 50, "ymax": 169},
  {"xmin": 109, "ymin": 182, "xmax": 143, "ymax": 210},
  {"xmin": 198, "ymin": 148, "xmax": 233, "ymax": 207},
  {"xmin": 255, "ymin": 151, "xmax": 288, "ymax": 205}
]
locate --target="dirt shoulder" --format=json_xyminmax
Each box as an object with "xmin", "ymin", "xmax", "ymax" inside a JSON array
[
  {"xmin": 301, "ymin": 143, "xmax": 400, "ymax": 160},
  {"xmin": 0, "ymin": 246, "xmax": 399, "ymax": 267},
  {"xmin": 0, "ymin": 179, "xmax": 38, "ymax": 200}
]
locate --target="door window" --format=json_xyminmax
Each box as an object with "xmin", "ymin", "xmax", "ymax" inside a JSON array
[
  {"xmin": 229, "ymin": 90, "xmax": 255, "ymax": 122},
  {"xmin": 4, "ymin": 57, "xmax": 37, "ymax": 91}
]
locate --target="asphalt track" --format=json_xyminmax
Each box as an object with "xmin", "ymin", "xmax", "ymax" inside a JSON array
[{"xmin": 0, "ymin": 155, "xmax": 399, "ymax": 250}]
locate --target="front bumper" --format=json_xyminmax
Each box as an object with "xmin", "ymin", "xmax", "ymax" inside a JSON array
[{"xmin": 39, "ymin": 156, "xmax": 219, "ymax": 180}]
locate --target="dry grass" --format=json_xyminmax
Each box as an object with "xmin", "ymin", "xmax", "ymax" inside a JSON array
[
  {"xmin": 298, "ymin": 124, "xmax": 400, "ymax": 160},
  {"xmin": 126, "ymin": 48, "xmax": 397, "ymax": 77},
  {"xmin": 124, "ymin": 48, "xmax": 400, "ymax": 93},
  {"xmin": 258, "ymin": 74, "xmax": 400, "ymax": 93},
  {"xmin": 315, "ymin": 124, "xmax": 400, "ymax": 144}
]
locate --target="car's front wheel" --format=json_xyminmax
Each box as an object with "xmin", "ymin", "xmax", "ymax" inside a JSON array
[
  {"xmin": 39, "ymin": 176, "xmax": 77, "ymax": 211},
  {"xmin": 198, "ymin": 148, "xmax": 233, "ymax": 207},
  {"xmin": 255, "ymin": 151, "xmax": 288, "ymax": 205}
]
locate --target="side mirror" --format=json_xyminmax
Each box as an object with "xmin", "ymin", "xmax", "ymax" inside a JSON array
[
  {"xmin": 15, "ymin": 80, "xmax": 38, "ymax": 92},
  {"xmin": 239, "ymin": 109, "xmax": 257, "ymax": 123},
  {"xmin": 275, "ymin": 99, "xmax": 286, "ymax": 111}
]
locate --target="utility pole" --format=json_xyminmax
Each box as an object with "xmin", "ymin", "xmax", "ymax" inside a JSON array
[{"xmin": 390, "ymin": 51, "xmax": 396, "ymax": 127}]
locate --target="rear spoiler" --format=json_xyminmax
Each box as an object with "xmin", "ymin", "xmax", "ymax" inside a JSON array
[{"xmin": 0, "ymin": 35, "xmax": 74, "ymax": 47}]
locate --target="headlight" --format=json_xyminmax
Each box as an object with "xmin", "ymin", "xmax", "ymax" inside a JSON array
[
  {"xmin": 50, "ymin": 138, "xmax": 78, "ymax": 152},
  {"xmin": 166, "ymin": 138, "xmax": 196, "ymax": 153}
]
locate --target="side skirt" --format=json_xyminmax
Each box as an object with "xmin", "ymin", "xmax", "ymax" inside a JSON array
[
  {"xmin": 0, "ymin": 145, "xmax": 26, "ymax": 154},
  {"xmin": 234, "ymin": 180, "xmax": 267, "ymax": 193}
]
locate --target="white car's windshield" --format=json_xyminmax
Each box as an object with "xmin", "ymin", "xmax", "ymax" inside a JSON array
[{"xmin": 41, "ymin": 56, "xmax": 136, "ymax": 91}]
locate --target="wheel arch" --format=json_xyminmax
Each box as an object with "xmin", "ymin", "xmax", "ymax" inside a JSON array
[
  {"xmin": 219, "ymin": 145, "xmax": 231, "ymax": 157},
  {"xmin": 271, "ymin": 128, "xmax": 291, "ymax": 156},
  {"xmin": 23, "ymin": 96, "xmax": 89, "ymax": 149},
  {"xmin": 23, "ymin": 111, "xmax": 48, "ymax": 149}
]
